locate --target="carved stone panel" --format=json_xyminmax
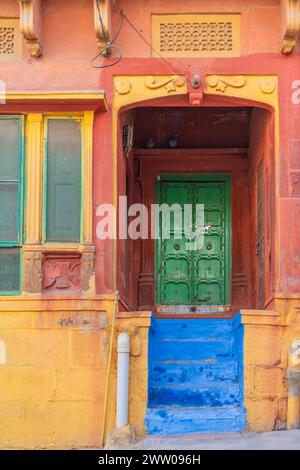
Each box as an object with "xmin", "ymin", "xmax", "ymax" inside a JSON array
[
  {"xmin": 23, "ymin": 250, "xmax": 43, "ymax": 293},
  {"xmin": 152, "ymin": 13, "xmax": 241, "ymax": 57},
  {"xmin": 82, "ymin": 250, "xmax": 95, "ymax": 292},
  {"xmin": 43, "ymin": 253, "xmax": 81, "ymax": 293},
  {"xmin": 0, "ymin": 19, "xmax": 21, "ymax": 59}
]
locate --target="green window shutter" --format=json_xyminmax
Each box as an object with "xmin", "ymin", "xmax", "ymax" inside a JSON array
[
  {"xmin": 0, "ymin": 248, "xmax": 21, "ymax": 293},
  {"xmin": 45, "ymin": 119, "xmax": 82, "ymax": 242},
  {"xmin": 0, "ymin": 117, "xmax": 21, "ymax": 242}
]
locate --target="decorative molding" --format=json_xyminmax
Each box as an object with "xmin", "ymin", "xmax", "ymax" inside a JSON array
[
  {"xmin": 281, "ymin": 0, "xmax": 300, "ymax": 55},
  {"xmin": 206, "ymin": 75, "xmax": 246, "ymax": 92},
  {"xmin": 260, "ymin": 78, "xmax": 276, "ymax": 94},
  {"xmin": 144, "ymin": 75, "xmax": 185, "ymax": 93},
  {"xmin": 82, "ymin": 249, "xmax": 96, "ymax": 292},
  {"xmin": 2, "ymin": 91, "xmax": 107, "ymax": 112},
  {"xmin": 113, "ymin": 75, "xmax": 188, "ymax": 111},
  {"xmin": 93, "ymin": 0, "xmax": 111, "ymax": 56},
  {"xmin": 114, "ymin": 75, "xmax": 186, "ymax": 96},
  {"xmin": 19, "ymin": 0, "xmax": 43, "ymax": 58},
  {"xmin": 189, "ymin": 92, "xmax": 204, "ymax": 106},
  {"xmin": 205, "ymin": 74, "xmax": 278, "ymax": 109},
  {"xmin": 23, "ymin": 250, "xmax": 43, "ymax": 293},
  {"xmin": 43, "ymin": 254, "xmax": 81, "ymax": 292},
  {"xmin": 25, "ymin": 114, "xmax": 43, "ymax": 244},
  {"xmin": 115, "ymin": 78, "xmax": 132, "ymax": 95}
]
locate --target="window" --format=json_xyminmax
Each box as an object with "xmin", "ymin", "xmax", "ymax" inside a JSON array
[
  {"xmin": 44, "ymin": 118, "xmax": 82, "ymax": 243},
  {"xmin": 0, "ymin": 116, "xmax": 23, "ymax": 294}
]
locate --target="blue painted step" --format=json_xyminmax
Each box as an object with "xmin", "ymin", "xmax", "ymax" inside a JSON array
[
  {"xmin": 146, "ymin": 315, "xmax": 247, "ymax": 434},
  {"xmin": 151, "ymin": 318, "xmax": 233, "ymax": 338},
  {"xmin": 151, "ymin": 339, "xmax": 234, "ymax": 362},
  {"xmin": 150, "ymin": 361, "xmax": 238, "ymax": 385},
  {"xmin": 149, "ymin": 381, "xmax": 242, "ymax": 407},
  {"xmin": 146, "ymin": 406, "xmax": 248, "ymax": 435}
]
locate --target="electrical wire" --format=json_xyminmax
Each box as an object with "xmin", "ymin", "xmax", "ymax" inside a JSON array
[
  {"xmin": 120, "ymin": 10, "xmax": 180, "ymax": 75},
  {"xmin": 91, "ymin": 3, "xmax": 124, "ymax": 69},
  {"xmin": 91, "ymin": 8, "xmax": 182, "ymax": 75}
]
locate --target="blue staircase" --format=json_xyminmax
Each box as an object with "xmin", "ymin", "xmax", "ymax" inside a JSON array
[{"xmin": 145, "ymin": 314, "xmax": 247, "ymax": 435}]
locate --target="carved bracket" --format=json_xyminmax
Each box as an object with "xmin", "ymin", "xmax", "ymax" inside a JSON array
[
  {"xmin": 19, "ymin": 0, "xmax": 43, "ymax": 58},
  {"xmin": 281, "ymin": 0, "xmax": 300, "ymax": 55},
  {"xmin": 93, "ymin": 0, "xmax": 111, "ymax": 56}
]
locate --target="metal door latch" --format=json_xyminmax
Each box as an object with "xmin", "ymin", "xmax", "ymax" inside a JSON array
[{"xmin": 204, "ymin": 222, "xmax": 212, "ymax": 234}]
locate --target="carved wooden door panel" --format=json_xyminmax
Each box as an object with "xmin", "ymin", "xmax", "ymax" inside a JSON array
[
  {"xmin": 193, "ymin": 182, "xmax": 226, "ymax": 306},
  {"xmin": 156, "ymin": 177, "xmax": 230, "ymax": 306},
  {"xmin": 157, "ymin": 181, "xmax": 193, "ymax": 305}
]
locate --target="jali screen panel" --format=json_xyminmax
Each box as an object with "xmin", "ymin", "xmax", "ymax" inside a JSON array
[
  {"xmin": 152, "ymin": 13, "xmax": 241, "ymax": 57},
  {"xmin": 0, "ymin": 19, "xmax": 20, "ymax": 58}
]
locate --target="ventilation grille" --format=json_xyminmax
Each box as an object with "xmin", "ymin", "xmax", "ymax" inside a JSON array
[
  {"xmin": 0, "ymin": 19, "xmax": 20, "ymax": 58},
  {"xmin": 152, "ymin": 14, "xmax": 240, "ymax": 57}
]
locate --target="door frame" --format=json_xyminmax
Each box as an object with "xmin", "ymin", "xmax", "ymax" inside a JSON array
[{"xmin": 155, "ymin": 173, "xmax": 232, "ymax": 307}]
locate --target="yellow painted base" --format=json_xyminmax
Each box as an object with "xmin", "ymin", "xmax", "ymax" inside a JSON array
[
  {"xmin": 241, "ymin": 298, "xmax": 300, "ymax": 432},
  {"xmin": 0, "ymin": 296, "xmax": 150, "ymax": 449},
  {"xmin": 1, "ymin": 295, "xmax": 300, "ymax": 448}
]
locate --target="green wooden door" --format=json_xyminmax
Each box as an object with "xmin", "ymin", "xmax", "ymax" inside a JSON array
[{"xmin": 156, "ymin": 175, "xmax": 231, "ymax": 306}]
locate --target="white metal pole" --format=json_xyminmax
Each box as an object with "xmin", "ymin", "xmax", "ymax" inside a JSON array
[{"xmin": 116, "ymin": 332, "xmax": 130, "ymax": 428}]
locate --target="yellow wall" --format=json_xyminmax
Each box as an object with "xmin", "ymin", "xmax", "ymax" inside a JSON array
[
  {"xmin": 0, "ymin": 297, "xmax": 150, "ymax": 449},
  {"xmin": 242, "ymin": 301, "xmax": 300, "ymax": 432},
  {"xmin": 1, "ymin": 298, "xmax": 300, "ymax": 448}
]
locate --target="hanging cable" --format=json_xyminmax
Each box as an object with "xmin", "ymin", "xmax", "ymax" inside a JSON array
[
  {"xmin": 91, "ymin": 3, "xmax": 124, "ymax": 69},
  {"xmin": 120, "ymin": 10, "xmax": 180, "ymax": 75},
  {"xmin": 91, "ymin": 8, "xmax": 182, "ymax": 75}
]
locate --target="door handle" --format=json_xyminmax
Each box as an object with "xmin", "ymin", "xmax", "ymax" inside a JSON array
[{"xmin": 198, "ymin": 296, "xmax": 211, "ymax": 302}]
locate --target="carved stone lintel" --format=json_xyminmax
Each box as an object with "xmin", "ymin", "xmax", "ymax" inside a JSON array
[
  {"xmin": 281, "ymin": 0, "xmax": 300, "ymax": 55},
  {"xmin": 23, "ymin": 250, "xmax": 43, "ymax": 293},
  {"xmin": 206, "ymin": 75, "xmax": 246, "ymax": 92},
  {"xmin": 19, "ymin": 0, "xmax": 43, "ymax": 58},
  {"xmin": 144, "ymin": 75, "xmax": 185, "ymax": 93},
  {"xmin": 93, "ymin": 0, "xmax": 111, "ymax": 56},
  {"xmin": 82, "ymin": 249, "xmax": 96, "ymax": 292}
]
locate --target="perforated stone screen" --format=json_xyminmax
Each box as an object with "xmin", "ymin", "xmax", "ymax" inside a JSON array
[
  {"xmin": 0, "ymin": 19, "xmax": 20, "ymax": 58},
  {"xmin": 152, "ymin": 13, "xmax": 241, "ymax": 57}
]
